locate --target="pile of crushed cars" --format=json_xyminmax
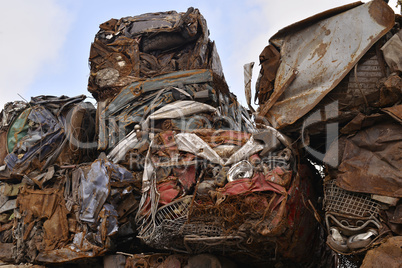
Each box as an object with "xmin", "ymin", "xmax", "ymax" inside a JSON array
[{"xmin": 0, "ymin": 1, "xmax": 400, "ymax": 267}]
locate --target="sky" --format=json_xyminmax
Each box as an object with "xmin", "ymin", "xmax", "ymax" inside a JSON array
[{"xmin": 0, "ymin": 0, "xmax": 400, "ymax": 110}]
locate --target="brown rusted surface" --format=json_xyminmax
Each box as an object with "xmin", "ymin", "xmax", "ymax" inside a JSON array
[
  {"xmin": 339, "ymin": 113, "xmax": 385, "ymax": 135},
  {"xmin": 255, "ymin": 45, "xmax": 281, "ymax": 105},
  {"xmin": 124, "ymin": 251, "xmax": 317, "ymax": 268},
  {"xmin": 0, "ymin": 243, "xmax": 14, "ymax": 263},
  {"xmin": 259, "ymin": 68, "xmax": 297, "ymax": 117},
  {"xmin": 35, "ymin": 248, "xmax": 98, "ymax": 264},
  {"xmin": 17, "ymin": 188, "xmax": 70, "ymax": 251},
  {"xmin": 282, "ymin": 42, "xmax": 397, "ymax": 144},
  {"xmin": 376, "ymin": 74, "xmax": 402, "ymax": 108},
  {"xmin": 0, "ymin": 131, "xmax": 7, "ymax": 165},
  {"xmin": 57, "ymin": 102, "xmax": 97, "ymax": 166},
  {"xmin": 334, "ymin": 122, "xmax": 402, "ymax": 197},
  {"xmin": 360, "ymin": 236, "xmax": 402, "ymax": 268},
  {"xmin": 383, "ymin": 104, "xmax": 402, "ymax": 123},
  {"xmin": 88, "ymin": 8, "xmax": 222, "ymax": 101},
  {"xmin": 386, "ymin": 204, "xmax": 402, "ymax": 236}
]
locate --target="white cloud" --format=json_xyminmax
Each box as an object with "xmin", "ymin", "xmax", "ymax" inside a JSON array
[{"xmin": 0, "ymin": 0, "xmax": 73, "ymax": 109}]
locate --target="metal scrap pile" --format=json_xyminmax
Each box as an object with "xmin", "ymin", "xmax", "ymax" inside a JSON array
[
  {"xmin": 0, "ymin": 7, "xmax": 326, "ymax": 268},
  {"xmin": 255, "ymin": 0, "xmax": 402, "ymax": 266},
  {"xmin": 0, "ymin": 1, "xmax": 401, "ymax": 267}
]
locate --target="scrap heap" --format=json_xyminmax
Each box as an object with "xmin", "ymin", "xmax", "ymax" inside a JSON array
[
  {"xmin": 86, "ymin": 6, "xmax": 326, "ymax": 267},
  {"xmin": 255, "ymin": 0, "xmax": 402, "ymax": 266},
  {"xmin": 0, "ymin": 7, "xmax": 324, "ymax": 268},
  {"xmin": 0, "ymin": 1, "xmax": 400, "ymax": 267}
]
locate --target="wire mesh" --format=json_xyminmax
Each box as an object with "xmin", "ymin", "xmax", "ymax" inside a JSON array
[
  {"xmin": 323, "ymin": 180, "xmax": 380, "ymax": 218},
  {"xmin": 139, "ymin": 195, "xmax": 249, "ymax": 252},
  {"xmin": 139, "ymin": 196, "xmax": 192, "ymax": 240}
]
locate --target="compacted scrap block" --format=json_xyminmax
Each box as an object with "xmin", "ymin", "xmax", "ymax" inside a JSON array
[
  {"xmin": 0, "ymin": 95, "xmax": 143, "ymax": 265},
  {"xmin": 255, "ymin": 0, "xmax": 402, "ymax": 265},
  {"xmin": 0, "ymin": 95, "xmax": 108, "ymax": 264},
  {"xmin": 134, "ymin": 128, "xmax": 331, "ymax": 267},
  {"xmin": 88, "ymin": 7, "xmax": 223, "ymax": 102}
]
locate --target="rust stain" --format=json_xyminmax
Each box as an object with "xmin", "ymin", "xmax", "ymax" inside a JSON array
[
  {"xmin": 368, "ymin": 0, "xmax": 394, "ymax": 28},
  {"xmin": 309, "ymin": 42, "xmax": 329, "ymax": 62}
]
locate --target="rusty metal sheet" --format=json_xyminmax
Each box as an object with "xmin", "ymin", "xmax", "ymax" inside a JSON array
[
  {"xmin": 97, "ymin": 69, "xmax": 252, "ymax": 150},
  {"xmin": 0, "ymin": 199, "xmax": 16, "ymax": 214},
  {"xmin": 335, "ymin": 122, "xmax": 402, "ymax": 197},
  {"xmin": 261, "ymin": 0, "xmax": 394, "ymax": 128},
  {"xmin": 381, "ymin": 29, "xmax": 402, "ymax": 72},
  {"xmin": 17, "ymin": 188, "xmax": 70, "ymax": 251},
  {"xmin": 0, "ymin": 131, "xmax": 6, "ymax": 165},
  {"xmin": 383, "ymin": 104, "xmax": 402, "ymax": 123},
  {"xmin": 0, "ymin": 242, "xmax": 14, "ymax": 263},
  {"xmin": 35, "ymin": 248, "xmax": 97, "ymax": 264},
  {"xmin": 360, "ymin": 236, "xmax": 402, "ymax": 268},
  {"xmin": 145, "ymin": 100, "xmax": 218, "ymax": 129}
]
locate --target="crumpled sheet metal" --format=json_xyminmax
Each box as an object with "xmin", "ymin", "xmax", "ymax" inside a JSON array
[
  {"xmin": 88, "ymin": 8, "xmax": 223, "ymax": 101},
  {"xmin": 381, "ymin": 29, "xmax": 402, "ymax": 73},
  {"xmin": 0, "ymin": 95, "xmax": 96, "ymax": 177},
  {"xmin": 17, "ymin": 188, "xmax": 70, "ymax": 251},
  {"xmin": 259, "ymin": 0, "xmax": 394, "ymax": 129},
  {"xmin": 244, "ymin": 62, "xmax": 255, "ymax": 112},
  {"xmin": 35, "ymin": 248, "xmax": 97, "ymax": 264},
  {"xmin": 79, "ymin": 159, "xmax": 137, "ymax": 223},
  {"xmin": 0, "ymin": 100, "xmax": 28, "ymax": 165},
  {"xmin": 0, "ymin": 101, "xmax": 27, "ymax": 131},
  {"xmin": 106, "ymin": 129, "xmax": 142, "ymax": 163},
  {"xmin": 174, "ymin": 131, "xmax": 268, "ymax": 167},
  {"xmin": 0, "ymin": 199, "xmax": 16, "ymax": 214},
  {"xmin": 360, "ymin": 236, "xmax": 402, "ymax": 268},
  {"xmin": 275, "ymin": 39, "xmax": 400, "ymax": 140},
  {"xmin": 4, "ymin": 105, "xmax": 63, "ymax": 173},
  {"xmin": 325, "ymin": 122, "xmax": 402, "ymax": 198},
  {"xmin": 144, "ymin": 100, "xmax": 218, "ymax": 130},
  {"xmin": 383, "ymin": 104, "xmax": 402, "ymax": 123},
  {"xmin": 175, "ymin": 132, "xmax": 225, "ymax": 165},
  {"xmin": 0, "ymin": 95, "xmax": 139, "ymax": 264},
  {"xmin": 1, "ymin": 158, "xmax": 140, "ymax": 265},
  {"xmin": 6, "ymin": 107, "xmax": 30, "ymax": 154},
  {"xmin": 79, "ymin": 160, "xmax": 111, "ymax": 223},
  {"xmin": 98, "ymin": 69, "xmax": 253, "ymax": 150},
  {"xmin": 134, "ymin": 128, "xmax": 323, "ymax": 266},
  {"xmin": 255, "ymin": 45, "xmax": 280, "ymax": 106},
  {"xmin": 136, "ymin": 129, "xmax": 268, "ymax": 229}
]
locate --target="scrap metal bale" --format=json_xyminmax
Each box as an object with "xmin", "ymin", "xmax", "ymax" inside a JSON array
[
  {"xmin": 88, "ymin": 7, "xmax": 224, "ymax": 101},
  {"xmin": 134, "ymin": 127, "xmax": 330, "ymax": 267},
  {"xmin": 0, "ymin": 95, "xmax": 97, "ymax": 178}
]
